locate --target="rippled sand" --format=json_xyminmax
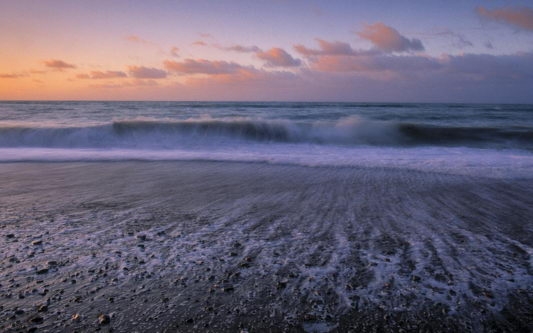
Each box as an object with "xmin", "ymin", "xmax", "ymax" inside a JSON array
[{"xmin": 1, "ymin": 162, "xmax": 532, "ymax": 332}]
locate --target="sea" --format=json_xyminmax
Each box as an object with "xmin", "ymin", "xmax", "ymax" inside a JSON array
[
  {"xmin": 1, "ymin": 101, "xmax": 533, "ymax": 178},
  {"xmin": 1, "ymin": 101, "xmax": 532, "ymax": 332}
]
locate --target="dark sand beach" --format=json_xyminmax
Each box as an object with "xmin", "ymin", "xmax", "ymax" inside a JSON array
[{"xmin": 1, "ymin": 161, "xmax": 532, "ymax": 332}]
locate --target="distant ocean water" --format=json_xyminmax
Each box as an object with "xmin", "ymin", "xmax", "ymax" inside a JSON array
[{"xmin": 1, "ymin": 101, "xmax": 532, "ymax": 178}]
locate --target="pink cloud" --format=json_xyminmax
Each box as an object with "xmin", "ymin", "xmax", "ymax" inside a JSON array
[
  {"xmin": 43, "ymin": 59, "xmax": 76, "ymax": 70},
  {"xmin": 76, "ymin": 71, "xmax": 127, "ymax": 79},
  {"xmin": 170, "ymin": 46, "xmax": 179, "ymax": 58},
  {"xmin": 164, "ymin": 59, "xmax": 245, "ymax": 75},
  {"xmin": 294, "ymin": 39, "xmax": 356, "ymax": 56},
  {"xmin": 225, "ymin": 44, "xmax": 261, "ymax": 53},
  {"xmin": 0, "ymin": 73, "xmax": 26, "ymax": 79},
  {"xmin": 256, "ymin": 48, "xmax": 301, "ymax": 67},
  {"xmin": 125, "ymin": 35, "xmax": 151, "ymax": 44},
  {"xmin": 192, "ymin": 40, "xmax": 207, "ymax": 46},
  {"xmin": 128, "ymin": 66, "xmax": 167, "ymax": 79},
  {"xmin": 477, "ymin": 6, "xmax": 533, "ymax": 31},
  {"xmin": 90, "ymin": 79, "xmax": 160, "ymax": 89},
  {"xmin": 357, "ymin": 23, "xmax": 424, "ymax": 53}
]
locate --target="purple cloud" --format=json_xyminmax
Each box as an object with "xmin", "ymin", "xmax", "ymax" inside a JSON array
[
  {"xmin": 164, "ymin": 59, "xmax": 245, "ymax": 75},
  {"xmin": 128, "ymin": 66, "xmax": 167, "ymax": 79},
  {"xmin": 357, "ymin": 23, "xmax": 424, "ymax": 53},
  {"xmin": 76, "ymin": 71, "xmax": 127, "ymax": 79},
  {"xmin": 256, "ymin": 48, "xmax": 301, "ymax": 67},
  {"xmin": 43, "ymin": 59, "xmax": 76, "ymax": 71},
  {"xmin": 294, "ymin": 39, "xmax": 356, "ymax": 56}
]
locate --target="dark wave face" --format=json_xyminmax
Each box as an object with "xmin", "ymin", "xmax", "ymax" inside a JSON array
[
  {"xmin": 0, "ymin": 117, "xmax": 532, "ymax": 149},
  {"xmin": 398, "ymin": 124, "xmax": 533, "ymax": 146}
]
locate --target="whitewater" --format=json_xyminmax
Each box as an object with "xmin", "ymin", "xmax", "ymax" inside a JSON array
[{"xmin": 1, "ymin": 101, "xmax": 533, "ymax": 178}]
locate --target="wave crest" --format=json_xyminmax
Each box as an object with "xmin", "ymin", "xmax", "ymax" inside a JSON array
[{"xmin": 0, "ymin": 116, "xmax": 531, "ymax": 148}]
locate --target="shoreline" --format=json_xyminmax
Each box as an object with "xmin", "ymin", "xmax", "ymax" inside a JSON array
[{"xmin": 1, "ymin": 161, "xmax": 532, "ymax": 332}]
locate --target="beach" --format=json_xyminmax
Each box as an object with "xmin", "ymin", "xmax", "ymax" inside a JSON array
[{"xmin": 1, "ymin": 161, "xmax": 531, "ymax": 332}]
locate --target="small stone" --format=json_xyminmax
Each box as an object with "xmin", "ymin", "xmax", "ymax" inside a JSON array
[
  {"xmin": 222, "ymin": 284, "xmax": 234, "ymax": 292},
  {"xmin": 47, "ymin": 261, "xmax": 58, "ymax": 266},
  {"xmin": 27, "ymin": 327, "xmax": 38, "ymax": 333},
  {"xmin": 30, "ymin": 316, "xmax": 44, "ymax": 324},
  {"xmin": 185, "ymin": 318, "xmax": 194, "ymax": 324},
  {"xmin": 6, "ymin": 233, "xmax": 15, "ymax": 239},
  {"xmin": 32, "ymin": 240, "xmax": 43, "ymax": 246},
  {"xmin": 98, "ymin": 314, "xmax": 110, "ymax": 325},
  {"xmin": 37, "ymin": 305, "xmax": 48, "ymax": 312},
  {"xmin": 15, "ymin": 309, "xmax": 25, "ymax": 315},
  {"xmin": 277, "ymin": 279, "xmax": 289, "ymax": 289},
  {"xmin": 36, "ymin": 268, "xmax": 49, "ymax": 275},
  {"xmin": 411, "ymin": 275, "xmax": 421, "ymax": 283},
  {"xmin": 136, "ymin": 234, "xmax": 147, "ymax": 241},
  {"xmin": 72, "ymin": 313, "xmax": 81, "ymax": 321}
]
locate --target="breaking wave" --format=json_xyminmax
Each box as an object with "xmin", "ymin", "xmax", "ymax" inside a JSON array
[{"xmin": 0, "ymin": 116, "xmax": 532, "ymax": 149}]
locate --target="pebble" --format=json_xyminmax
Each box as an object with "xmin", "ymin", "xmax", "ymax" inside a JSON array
[
  {"xmin": 31, "ymin": 240, "xmax": 43, "ymax": 246},
  {"xmin": 6, "ymin": 233, "xmax": 15, "ymax": 238},
  {"xmin": 36, "ymin": 268, "xmax": 49, "ymax": 275},
  {"xmin": 277, "ymin": 279, "xmax": 289, "ymax": 289},
  {"xmin": 222, "ymin": 284, "xmax": 235, "ymax": 292},
  {"xmin": 30, "ymin": 316, "xmax": 44, "ymax": 324},
  {"xmin": 98, "ymin": 314, "xmax": 111, "ymax": 325},
  {"xmin": 72, "ymin": 313, "xmax": 81, "ymax": 321}
]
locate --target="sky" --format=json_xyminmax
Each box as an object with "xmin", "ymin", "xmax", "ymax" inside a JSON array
[{"xmin": 1, "ymin": 0, "xmax": 533, "ymax": 102}]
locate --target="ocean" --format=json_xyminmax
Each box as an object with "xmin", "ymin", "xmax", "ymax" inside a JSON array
[
  {"xmin": 1, "ymin": 101, "xmax": 533, "ymax": 177},
  {"xmin": 1, "ymin": 102, "xmax": 532, "ymax": 332}
]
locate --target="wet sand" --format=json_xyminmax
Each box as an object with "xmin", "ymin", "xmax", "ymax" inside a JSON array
[{"xmin": 0, "ymin": 162, "xmax": 532, "ymax": 332}]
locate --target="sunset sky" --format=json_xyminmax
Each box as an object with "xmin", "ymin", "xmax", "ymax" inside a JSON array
[{"xmin": 1, "ymin": 0, "xmax": 533, "ymax": 102}]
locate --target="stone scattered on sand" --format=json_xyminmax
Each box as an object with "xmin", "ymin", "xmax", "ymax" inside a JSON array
[
  {"xmin": 222, "ymin": 284, "xmax": 235, "ymax": 292},
  {"xmin": 31, "ymin": 240, "xmax": 43, "ymax": 246},
  {"xmin": 37, "ymin": 305, "xmax": 48, "ymax": 312},
  {"xmin": 98, "ymin": 313, "xmax": 111, "ymax": 325},
  {"xmin": 6, "ymin": 233, "xmax": 15, "ymax": 239},
  {"xmin": 277, "ymin": 279, "xmax": 289, "ymax": 289},
  {"xmin": 36, "ymin": 268, "xmax": 49, "ymax": 275},
  {"xmin": 71, "ymin": 313, "xmax": 81, "ymax": 321},
  {"xmin": 29, "ymin": 316, "xmax": 44, "ymax": 324}
]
